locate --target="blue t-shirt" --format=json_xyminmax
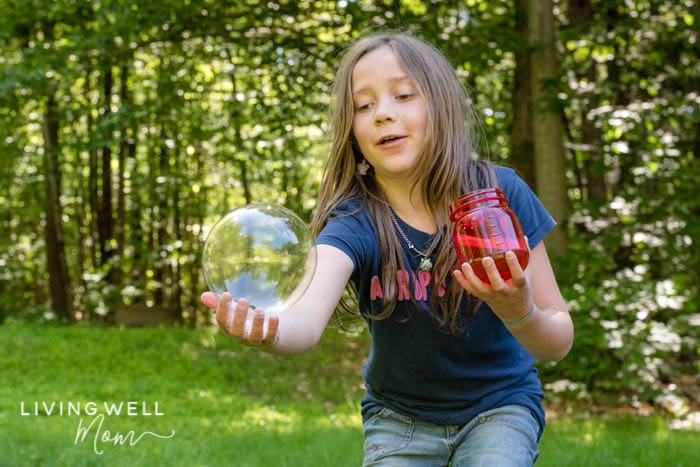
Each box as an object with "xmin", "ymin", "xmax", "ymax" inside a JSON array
[{"xmin": 315, "ymin": 166, "xmax": 555, "ymax": 431}]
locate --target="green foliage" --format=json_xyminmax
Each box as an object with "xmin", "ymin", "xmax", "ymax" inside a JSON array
[
  {"xmin": 0, "ymin": 0, "xmax": 697, "ymax": 409},
  {"xmin": 531, "ymin": 0, "xmax": 699, "ymax": 409}
]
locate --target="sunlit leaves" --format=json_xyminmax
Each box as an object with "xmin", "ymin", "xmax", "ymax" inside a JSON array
[{"xmin": 0, "ymin": 0, "xmax": 697, "ymax": 408}]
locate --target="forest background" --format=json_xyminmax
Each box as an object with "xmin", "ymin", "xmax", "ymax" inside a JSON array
[{"xmin": 0, "ymin": 0, "xmax": 698, "ymax": 422}]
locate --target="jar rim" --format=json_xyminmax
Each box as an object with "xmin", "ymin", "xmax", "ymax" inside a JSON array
[{"xmin": 449, "ymin": 188, "xmax": 508, "ymax": 221}]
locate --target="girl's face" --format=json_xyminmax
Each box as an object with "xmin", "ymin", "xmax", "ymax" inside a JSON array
[{"xmin": 351, "ymin": 46, "xmax": 428, "ymax": 184}]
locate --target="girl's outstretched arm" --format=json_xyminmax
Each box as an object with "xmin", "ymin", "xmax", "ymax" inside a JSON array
[
  {"xmin": 201, "ymin": 244, "xmax": 354, "ymax": 355},
  {"xmin": 453, "ymin": 241, "xmax": 574, "ymax": 362}
]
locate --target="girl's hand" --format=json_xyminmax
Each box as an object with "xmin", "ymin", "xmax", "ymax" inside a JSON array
[
  {"xmin": 200, "ymin": 291, "xmax": 279, "ymax": 348},
  {"xmin": 452, "ymin": 250, "xmax": 533, "ymax": 324}
]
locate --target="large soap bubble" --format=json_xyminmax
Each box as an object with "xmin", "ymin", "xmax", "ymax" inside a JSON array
[{"xmin": 202, "ymin": 204, "xmax": 316, "ymax": 318}]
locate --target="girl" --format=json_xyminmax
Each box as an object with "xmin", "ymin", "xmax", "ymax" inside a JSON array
[{"xmin": 202, "ymin": 31, "xmax": 573, "ymax": 466}]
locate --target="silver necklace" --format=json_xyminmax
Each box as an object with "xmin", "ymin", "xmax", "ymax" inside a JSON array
[{"xmin": 388, "ymin": 210, "xmax": 433, "ymax": 272}]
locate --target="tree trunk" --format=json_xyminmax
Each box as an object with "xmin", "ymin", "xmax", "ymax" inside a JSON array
[
  {"xmin": 43, "ymin": 93, "xmax": 73, "ymax": 320},
  {"xmin": 153, "ymin": 125, "xmax": 170, "ymax": 306},
  {"xmin": 227, "ymin": 51, "xmax": 252, "ymax": 204},
  {"xmin": 569, "ymin": 0, "xmax": 606, "ymax": 204},
  {"xmin": 171, "ymin": 137, "xmax": 183, "ymax": 321},
  {"xmin": 188, "ymin": 144, "xmax": 206, "ymax": 327},
  {"xmin": 509, "ymin": 0, "xmax": 535, "ymax": 187},
  {"xmin": 117, "ymin": 64, "xmax": 128, "ymax": 256},
  {"xmin": 98, "ymin": 65, "xmax": 115, "ymax": 271},
  {"xmin": 112, "ymin": 63, "xmax": 131, "ymax": 287},
  {"xmin": 87, "ymin": 64, "xmax": 100, "ymax": 271},
  {"xmin": 527, "ymin": 0, "xmax": 569, "ymax": 256}
]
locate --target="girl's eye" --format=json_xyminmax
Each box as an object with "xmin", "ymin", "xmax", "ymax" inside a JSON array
[
  {"xmin": 355, "ymin": 102, "xmax": 373, "ymax": 112},
  {"xmin": 397, "ymin": 93, "xmax": 415, "ymax": 101}
]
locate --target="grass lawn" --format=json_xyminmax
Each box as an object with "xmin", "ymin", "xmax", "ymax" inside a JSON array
[
  {"xmin": 537, "ymin": 416, "xmax": 699, "ymax": 466},
  {"xmin": 0, "ymin": 321, "xmax": 697, "ymax": 466}
]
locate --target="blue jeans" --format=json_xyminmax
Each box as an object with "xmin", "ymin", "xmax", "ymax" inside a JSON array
[{"xmin": 362, "ymin": 405, "xmax": 540, "ymax": 466}]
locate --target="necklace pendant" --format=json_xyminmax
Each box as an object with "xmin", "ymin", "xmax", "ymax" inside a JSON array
[{"xmin": 418, "ymin": 256, "xmax": 432, "ymax": 272}]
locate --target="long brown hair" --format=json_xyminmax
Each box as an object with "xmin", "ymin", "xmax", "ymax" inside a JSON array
[{"xmin": 311, "ymin": 31, "xmax": 498, "ymax": 332}]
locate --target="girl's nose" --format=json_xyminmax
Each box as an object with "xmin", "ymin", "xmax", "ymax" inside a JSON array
[{"xmin": 374, "ymin": 98, "xmax": 396, "ymax": 124}]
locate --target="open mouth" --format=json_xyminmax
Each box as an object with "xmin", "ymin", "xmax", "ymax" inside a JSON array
[{"xmin": 378, "ymin": 135, "xmax": 404, "ymax": 145}]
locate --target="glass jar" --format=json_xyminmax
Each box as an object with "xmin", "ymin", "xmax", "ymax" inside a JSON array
[{"xmin": 449, "ymin": 188, "xmax": 529, "ymax": 282}]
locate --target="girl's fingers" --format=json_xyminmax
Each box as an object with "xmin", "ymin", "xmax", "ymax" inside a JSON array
[
  {"xmin": 481, "ymin": 257, "xmax": 505, "ymax": 291},
  {"xmin": 247, "ymin": 310, "xmax": 265, "ymax": 343},
  {"xmin": 454, "ymin": 254, "xmax": 532, "ymax": 322},
  {"xmin": 505, "ymin": 251, "xmax": 527, "ymax": 288},
  {"xmin": 453, "ymin": 262, "xmax": 483, "ymax": 295},
  {"xmin": 264, "ymin": 315, "xmax": 280, "ymax": 345},
  {"xmin": 206, "ymin": 293, "xmax": 278, "ymax": 347},
  {"xmin": 200, "ymin": 291, "xmax": 219, "ymax": 309},
  {"xmin": 230, "ymin": 298, "xmax": 250, "ymax": 337},
  {"xmin": 215, "ymin": 292, "xmax": 233, "ymax": 330},
  {"xmin": 452, "ymin": 265, "xmax": 470, "ymax": 292}
]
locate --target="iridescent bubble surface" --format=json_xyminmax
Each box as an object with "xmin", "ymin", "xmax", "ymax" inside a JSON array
[{"xmin": 202, "ymin": 204, "xmax": 316, "ymax": 315}]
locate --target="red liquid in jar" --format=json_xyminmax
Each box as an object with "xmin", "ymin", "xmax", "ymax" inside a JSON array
[
  {"xmin": 450, "ymin": 188, "xmax": 529, "ymax": 284},
  {"xmin": 464, "ymin": 250, "xmax": 529, "ymax": 283}
]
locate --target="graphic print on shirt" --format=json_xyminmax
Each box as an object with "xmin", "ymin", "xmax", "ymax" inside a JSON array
[{"xmin": 369, "ymin": 268, "xmax": 446, "ymax": 301}]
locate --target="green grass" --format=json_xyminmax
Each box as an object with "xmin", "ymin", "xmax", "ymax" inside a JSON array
[
  {"xmin": 0, "ymin": 320, "xmax": 366, "ymax": 466},
  {"xmin": 0, "ymin": 321, "xmax": 698, "ymax": 466},
  {"xmin": 537, "ymin": 416, "xmax": 699, "ymax": 466}
]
